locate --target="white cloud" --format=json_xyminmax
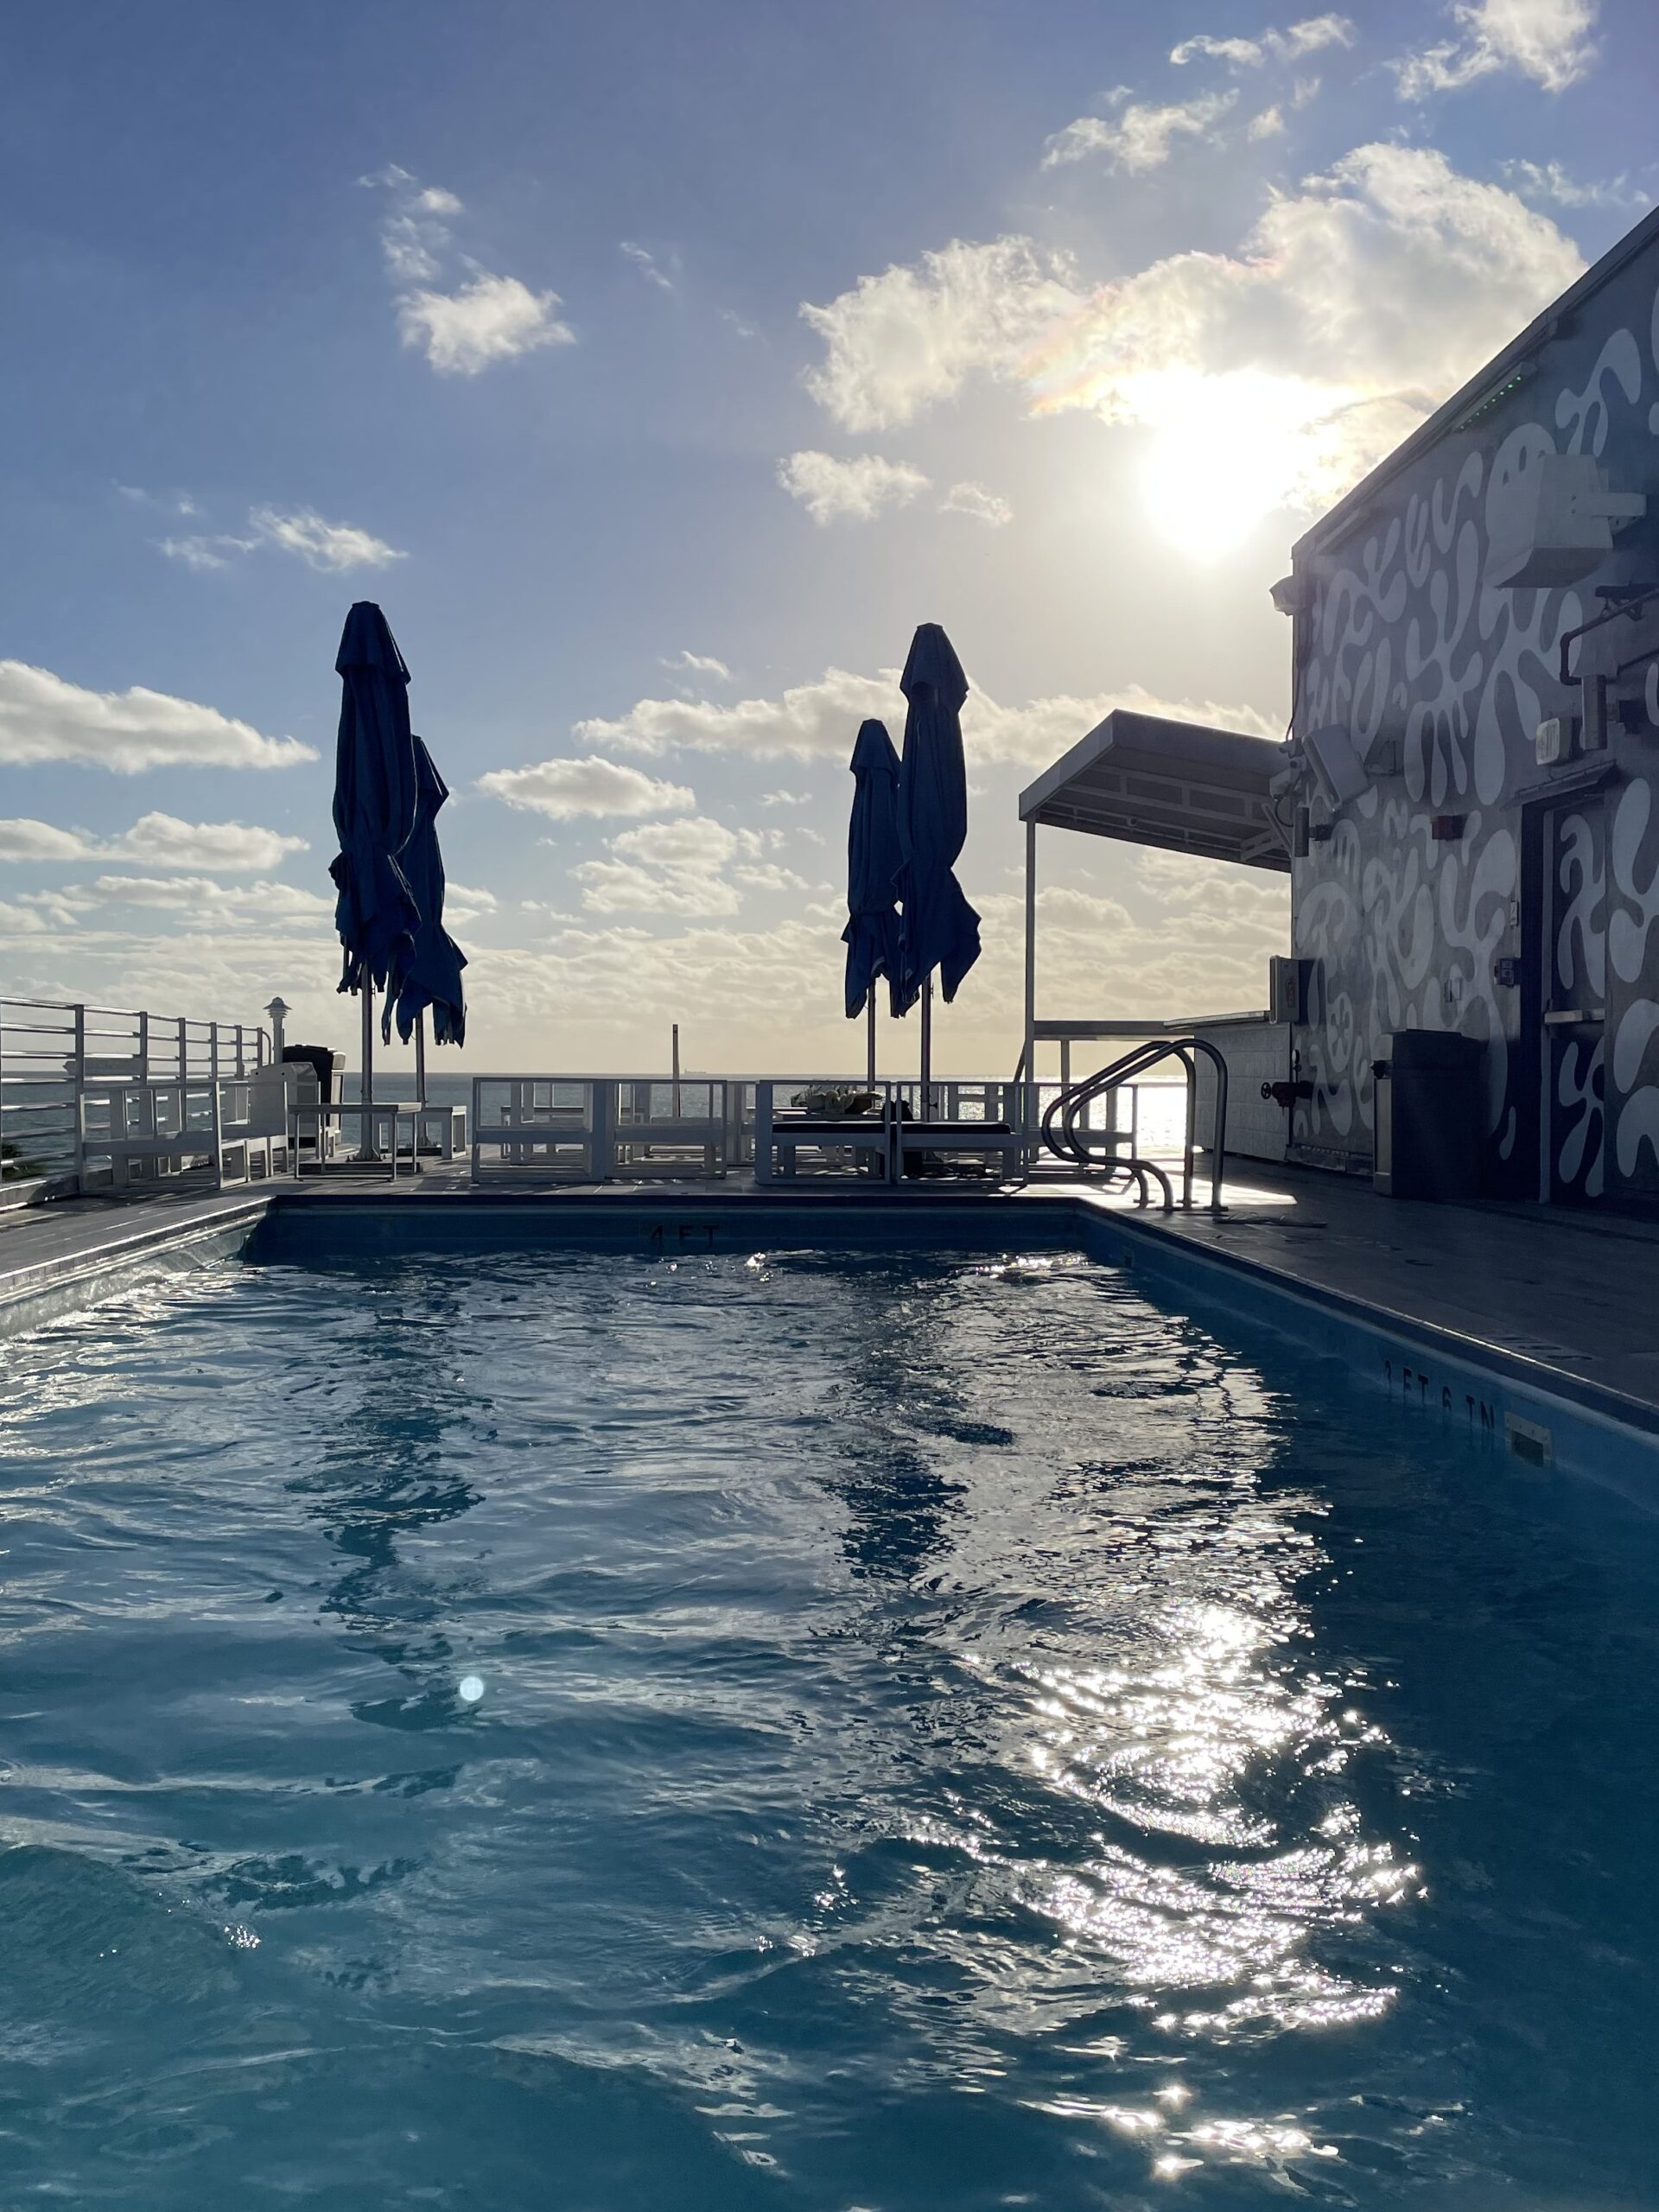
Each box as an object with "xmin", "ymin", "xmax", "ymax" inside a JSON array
[
  {"xmin": 662, "ymin": 649, "xmax": 733, "ymax": 681},
  {"xmin": 574, "ymin": 817, "xmax": 758, "ymax": 918},
  {"xmin": 247, "ymin": 508, "xmax": 405, "ymax": 572},
  {"xmin": 1501, "ymin": 157, "xmax": 1648, "ymax": 210},
  {"xmin": 158, "ymin": 506, "xmax": 404, "ymax": 574},
  {"xmin": 1249, "ymin": 105, "xmax": 1287, "ymax": 139},
  {"xmin": 1171, "ymin": 16, "xmax": 1355, "ymax": 67},
  {"xmin": 118, "ymin": 484, "xmax": 199, "ymax": 517},
  {"xmin": 398, "ymin": 273, "xmax": 575, "ymax": 375},
  {"xmin": 0, "ymin": 662, "xmax": 315, "ymax": 772},
  {"xmin": 734, "ymin": 861, "xmax": 809, "ymax": 894},
  {"xmin": 477, "ymin": 754, "xmax": 696, "ymax": 821},
  {"xmin": 84, "ymin": 874, "xmax": 333, "ymax": 921},
  {"xmin": 124, "ymin": 812, "xmax": 308, "ymax": 871},
  {"xmin": 777, "ymin": 449, "xmax": 930, "ymax": 524},
  {"xmin": 1044, "ymin": 90, "xmax": 1237, "ymax": 173},
  {"xmin": 941, "ymin": 480, "xmax": 1013, "ymax": 527},
  {"xmin": 441, "ymin": 881, "xmax": 498, "ymax": 925},
  {"xmin": 575, "ymin": 664, "xmax": 1275, "ymax": 767},
  {"xmin": 620, "ymin": 240, "xmax": 676, "ymax": 292},
  {"xmin": 0, "ymin": 811, "xmax": 307, "ymax": 872},
  {"xmin": 760, "ymin": 789, "xmax": 810, "ymax": 807},
  {"xmin": 156, "ymin": 532, "xmax": 257, "ymax": 572},
  {"xmin": 0, "ymin": 819, "xmax": 90, "ymax": 862},
  {"xmin": 1395, "ymin": 0, "xmax": 1598, "ymax": 95},
  {"xmin": 801, "ymin": 236, "xmax": 1079, "ymax": 435},
  {"xmin": 800, "ymin": 144, "xmax": 1583, "ymax": 525},
  {"xmin": 365, "ymin": 165, "xmax": 575, "ymax": 373}
]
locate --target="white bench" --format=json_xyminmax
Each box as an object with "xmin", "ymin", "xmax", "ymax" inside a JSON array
[
  {"xmin": 79, "ymin": 1068, "xmax": 297, "ymax": 1192},
  {"xmin": 472, "ymin": 1079, "xmax": 728, "ymax": 1183},
  {"xmin": 753, "ymin": 1084, "xmax": 893, "ymax": 1183}
]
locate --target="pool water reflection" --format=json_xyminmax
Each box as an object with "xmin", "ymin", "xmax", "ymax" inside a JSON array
[{"xmin": 0, "ymin": 1243, "xmax": 1655, "ymax": 2207}]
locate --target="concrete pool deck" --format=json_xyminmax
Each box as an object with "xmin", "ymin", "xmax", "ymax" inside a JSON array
[{"xmin": 3, "ymin": 1163, "xmax": 1656, "ymax": 1479}]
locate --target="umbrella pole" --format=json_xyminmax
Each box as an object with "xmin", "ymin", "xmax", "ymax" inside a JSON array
[
  {"xmin": 920, "ymin": 973, "xmax": 933, "ymax": 1116},
  {"xmin": 867, "ymin": 995, "xmax": 876, "ymax": 1089},
  {"xmin": 415, "ymin": 1010, "xmax": 427, "ymax": 1106},
  {"xmin": 360, "ymin": 982, "xmax": 376, "ymax": 1161}
]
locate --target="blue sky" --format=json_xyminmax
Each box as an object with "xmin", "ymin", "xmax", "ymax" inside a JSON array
[{"xmin": 1, "ymin": 0, "xmax": 1649, "ymax": 1071}]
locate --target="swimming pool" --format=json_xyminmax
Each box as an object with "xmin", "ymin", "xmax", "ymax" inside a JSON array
[{"xmin": 1, "ymin": 1236, "xmax": 1656, "ymax": 2207}]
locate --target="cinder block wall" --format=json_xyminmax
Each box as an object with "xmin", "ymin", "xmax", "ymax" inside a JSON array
[{"xmin": 1192, "ymin": 1021, "xmax": 1291, "ymax": 1164}]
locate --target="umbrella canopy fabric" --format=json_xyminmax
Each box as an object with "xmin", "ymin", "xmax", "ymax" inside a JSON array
[
  {"xmin": 895, "ymin": 622, "xmax": 981, "ymax": 1007},
  {"xmin": 391, "ymin": 736, "xmax": 468, "ymax": 1047},
  {"xmin": 328, "ymin": 603, "xmax": 421, "ymax": 1007},
  {"xmin": 842, "ymin": 718, "xmax": 905, "ymax": 1020}
]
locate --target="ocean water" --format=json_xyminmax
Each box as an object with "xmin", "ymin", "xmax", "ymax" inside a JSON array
[{"xmin": 0, "ymin": 1243, "xmax": 1656, "ymax": 2208}]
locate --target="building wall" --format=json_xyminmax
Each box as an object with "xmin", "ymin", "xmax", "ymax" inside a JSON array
[{"xmin": 1288, "ymin": 233, "xmax": 1659, "ymax": 1205}]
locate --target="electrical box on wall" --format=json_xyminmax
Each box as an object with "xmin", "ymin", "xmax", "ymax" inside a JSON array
[
  {"xmin": 1270, "ymin": 956, "xmax": 1315, "ymax": 1026},
  {"xmin": 1535, "ymin": 715, "xmax": 1580, "ymax": 766}
]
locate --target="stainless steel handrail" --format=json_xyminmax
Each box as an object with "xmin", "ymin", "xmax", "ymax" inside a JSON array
[{"xmin": 1040, "ymin": 1036, "xmax": 1229, "ymax": 1212}]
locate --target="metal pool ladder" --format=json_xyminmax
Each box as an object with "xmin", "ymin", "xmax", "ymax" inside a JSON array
[{"xmin": 1040, "ymin": 1036, "xmax": 1229, "ymax": 1212}]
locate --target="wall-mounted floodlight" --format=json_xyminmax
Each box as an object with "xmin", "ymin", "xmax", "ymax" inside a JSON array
[
  {"xmin": 1304, "ymin": 723, "xmax": 1371, "ymax": 807},
  {"xmin": 1269, "ymin": 574, "xmax": 1306, "ymax": 616},
  {"xmin": 1488, "ymin": 453, "xmax": 1646, "ymax": 591}
]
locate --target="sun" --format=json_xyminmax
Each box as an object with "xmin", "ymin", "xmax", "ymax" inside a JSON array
[{"xmin": 1135, "ymin": 370, "xmax": 1337, "ymax": 559}]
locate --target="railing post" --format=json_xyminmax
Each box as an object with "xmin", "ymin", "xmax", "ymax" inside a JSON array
[
  {"xmin": 177, "ymin": 1015, "xmax": 187, "ymax": 1086},
  {"xmin": 68, "ymin": 1004, "xmax": 86, "ymax": 1193},
  {"xmin": 588, "ymin": 1080, "xmax": 617, "ymax": 1183},
  {"xmin": 137, "ymin": 1009, "xmax": 149, "ymax": 1085},
  {"xmin": 754, "ymin": 1082, "xmax": 773, "ymax": 1185}
]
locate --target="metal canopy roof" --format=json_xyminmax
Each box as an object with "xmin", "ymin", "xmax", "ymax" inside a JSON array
[{"xmin": 1017, "ymin": 709, "xmax": 1289, "ymax": 874}]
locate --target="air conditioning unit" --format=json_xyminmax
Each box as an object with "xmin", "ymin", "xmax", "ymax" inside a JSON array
[
  {"xmin": 1488, "ymin": 453, "xmax": 1646, "ymax": 591},
  {"xmin": 1535, "ymin": 714, "xmax": 1580, "ymax": 766},
  {"xmin": 1270, "ymin": 956, "xmax": 1315, "ymax": 1026}
]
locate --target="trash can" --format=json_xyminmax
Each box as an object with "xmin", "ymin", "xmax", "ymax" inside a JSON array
[{"xmin": 1371, "ymin": 1031, "xmax": 1484, "ymax": 1199}]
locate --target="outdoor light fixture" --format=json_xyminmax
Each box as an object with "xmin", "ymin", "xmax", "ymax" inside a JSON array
[{"xmin": 1304, "ymin": 723, "xmax": 1372, "ymax": 807}]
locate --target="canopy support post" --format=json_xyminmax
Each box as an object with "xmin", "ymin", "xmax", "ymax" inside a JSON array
[
  {"xmin": 415, "ymin": 1009, "xmax": 427, "ymax": 1107},
  {"xmin": 920, "ymin": 974, "xmax": 933, "ymax": 1116},
  {"xmin": 867, "ymin": 995, "xmax": 876, "ymax": 1089},
  {"xmin": 1024, "ymin": 816, "xmax": 1037, "ymax": 1163}
]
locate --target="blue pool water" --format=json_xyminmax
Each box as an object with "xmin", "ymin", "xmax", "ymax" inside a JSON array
[{"xmin": 1, "ymin": 1241, "xmax": 1656, "ymax": 2208}]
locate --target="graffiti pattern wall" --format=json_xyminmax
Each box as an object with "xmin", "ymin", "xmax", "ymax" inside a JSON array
[{"xmin": 1291, "ymin": 238, "xmax": 1659, "ymax": 1206}]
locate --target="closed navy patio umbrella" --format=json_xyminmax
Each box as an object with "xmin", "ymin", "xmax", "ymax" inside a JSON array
[
  {"xmin": 895, "ymin": 623, "xmax": 981, "ymax": 1094},
  {"xmin": 842, "ymin": 719, "xmax": 904, "ymax": 1080},
  {"xmin": 328, "ymin": 601, "xmax": 421, "ymax": 1125},
  {"xmin": 392, "ymin": 735, "xmax": 467, "ymax": 1064}
]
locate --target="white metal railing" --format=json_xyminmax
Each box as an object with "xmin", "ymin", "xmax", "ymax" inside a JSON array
[
  {"xmin": 468, "ymin": 1074, "xmax": 1065, "ymax": 1185},
  {"xmin": 1, "ymin": 996, "xmax": 271, "ymax": 1195}
]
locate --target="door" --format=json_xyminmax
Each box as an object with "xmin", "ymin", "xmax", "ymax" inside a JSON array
[{"xmin": 1542, "ymin": 798, "xmax": 1607, "ymax": 1204}]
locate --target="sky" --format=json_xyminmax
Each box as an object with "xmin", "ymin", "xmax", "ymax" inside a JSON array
[{"xmin": 1, "ymin": 0, "xmax": 1650, "ymax": 1077}]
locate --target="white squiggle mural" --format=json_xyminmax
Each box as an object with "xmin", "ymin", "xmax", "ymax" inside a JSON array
[
  {"xmin": 1294, "ymin": 251, "xmax": 1659, "ymax": 1202},
  {"xmin": 1555, "ymin": 810, "xmax": 1606, "ymax": 1002},
  {"xmin": 1614, "ymin": 995, "xmax": 1659, "ymax": 1177},
  {"xmin": 1556, "ymin": 328, "xmax": 1643, "ymax": 457},
  {"xmin": 1610, "ymin": 779, "xmax": 1659, "ymax": 984},
  {"xmin": 1557, "ymin": 1039, "xmax": 1605, "ymax": 1198}
]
